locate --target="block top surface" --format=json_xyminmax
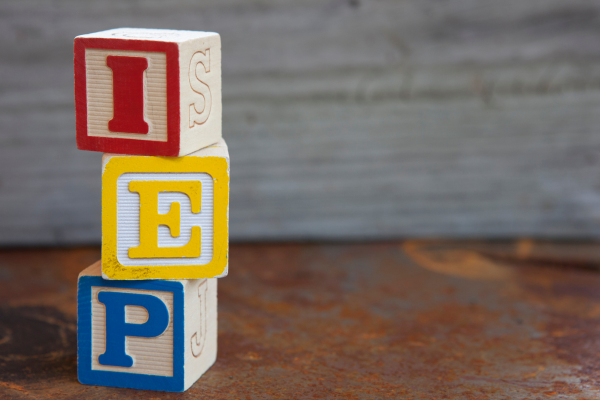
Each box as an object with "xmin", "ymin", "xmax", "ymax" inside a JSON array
[
  {"xmin": 80, "ymin": 260, "xmax": 191, "ymax": 286},
  {"xmin": 102, "ymin": 138, "xmax": 229, "ymax": 169},
  {"xmin": 79, "ymin": 260, "xmax": 102, "ymax": 278},
  {"xmin": 76, "ymin": 28, "xmax": 218, "ymax": 43}
]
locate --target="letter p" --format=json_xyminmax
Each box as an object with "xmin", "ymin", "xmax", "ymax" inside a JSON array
[{"xmin": 98, "ymin": 292, "xmax": 170, "ymax": 368}]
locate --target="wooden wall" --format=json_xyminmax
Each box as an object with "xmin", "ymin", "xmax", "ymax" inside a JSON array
[{"xmin": 2, "ymin": 0, "xmax": 600, "ymax": 245}]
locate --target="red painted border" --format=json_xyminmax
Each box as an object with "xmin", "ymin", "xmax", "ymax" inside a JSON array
[{"xmin": 75, "ymin": 37, "xmax": 180, "ymax": 156}]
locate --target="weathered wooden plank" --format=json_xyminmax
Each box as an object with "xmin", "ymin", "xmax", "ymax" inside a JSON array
[
  {"xmin": 228, "ymin": 89, "xmax": 600, "ymax": 239},
  {"xmin": 1, "ymin": 0, "xmax": 600, "ymax": 244}
]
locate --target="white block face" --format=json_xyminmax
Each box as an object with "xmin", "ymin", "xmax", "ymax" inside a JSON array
[
  {"xmin": 178, "ymin": 34, "xmax": 222, "ymax": 155},
  {"xmin": 184, "ymin": 278, "xmax": 218, "ymax": 388},
  {"xmin": 85, "ymin": 49, "xmax": 168, "ymax": 142},
  {"xmin": 116, "ymin": 173, "xmax": 214, "ymax": 266},
  {"xmin": 91, "ymin": 287, "xmax": 174, "ymax": 376},
  {"xmin": 82, "ymin": 28, "xmax": 217, "ymax": 43}
]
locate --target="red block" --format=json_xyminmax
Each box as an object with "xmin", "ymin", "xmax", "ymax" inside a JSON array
[{"xmin": 75, "ymin": 28, "xmax": 221, "ymax": 157}]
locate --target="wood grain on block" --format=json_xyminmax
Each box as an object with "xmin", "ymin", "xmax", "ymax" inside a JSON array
[
  {"xmin": 75, "ymin": 28, "xmax": 222, "ymax": 156},
  {"xmin": 101, "ymin": 138, "xmax": 229, "ymax": 280},
  {"xmin": 78, "ymin": 261, "xmax": 218, "ymax": 392},
  {"xmin": 91, "ymin": 286, "xmax": 175, "ymax": 377},
  {"xmin": 86, "ymin": 49, "xmax": 167, "ymax": 142}
]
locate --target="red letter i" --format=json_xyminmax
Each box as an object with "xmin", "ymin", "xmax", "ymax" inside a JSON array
[{"xmin": 107, "ymin": 56, "xmax": 149, "ymax": 134}]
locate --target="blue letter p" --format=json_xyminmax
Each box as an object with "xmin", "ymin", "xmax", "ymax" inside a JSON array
[{"xmin": 98, "ymin": 292, "xmax": 170, "ymax": 367}]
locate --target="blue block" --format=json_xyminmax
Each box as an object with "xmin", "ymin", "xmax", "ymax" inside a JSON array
[{"xmin": 77, "ymin": 262, "xmax": 217, "ymax": 392}]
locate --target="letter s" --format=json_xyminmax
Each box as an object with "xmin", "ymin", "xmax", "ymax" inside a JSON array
[{"xmin": 189, "ymin": 49, "xmax": 212, "ymax": 128}]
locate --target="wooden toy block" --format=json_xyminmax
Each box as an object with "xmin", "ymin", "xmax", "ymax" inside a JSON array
[
  {"xmin": 78, "ymin": 261, "xmax": 217, "ymax": 392},
  {"xmin": 75, "ymin": 28, "xmax": 221, "ymax": 157},
  {"xmin": 101, "ymin": 138, "xmax": 229, "ymax": 280}
]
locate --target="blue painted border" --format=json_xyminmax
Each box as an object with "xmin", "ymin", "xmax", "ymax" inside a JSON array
[{"xmin": 78, "ymin": 276, "xmax": 185, "ymax": 392}]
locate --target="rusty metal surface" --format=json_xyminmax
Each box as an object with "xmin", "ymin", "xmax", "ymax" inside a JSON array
[{"xmin": 1, "ymin": 241, "xmax": 600, "ymax": 399}]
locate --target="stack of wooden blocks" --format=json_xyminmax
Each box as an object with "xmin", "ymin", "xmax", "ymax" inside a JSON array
[{"xmin": 74, "ymin": 28, "xmax": 228, "ymax": 392}]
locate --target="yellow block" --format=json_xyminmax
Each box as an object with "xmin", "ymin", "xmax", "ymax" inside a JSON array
[{"xmin": 102, "ymin": 139, "xmax": 229, "ymax": 280}]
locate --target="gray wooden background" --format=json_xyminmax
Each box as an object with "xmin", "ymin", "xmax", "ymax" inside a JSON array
[{"xmin": 2, "ymin": 0, "xmax": 600, "ymax": 245}]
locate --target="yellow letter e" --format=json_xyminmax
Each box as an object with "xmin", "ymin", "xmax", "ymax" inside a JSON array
[{"xmin": 128, "ymin": 181, "xmax": 202, "ymax": 259}]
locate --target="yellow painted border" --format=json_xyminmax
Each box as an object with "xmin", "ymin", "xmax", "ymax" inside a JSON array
[{"xmin": 102, "ymin": 155, "xmax": 229, "ymax": 280}]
